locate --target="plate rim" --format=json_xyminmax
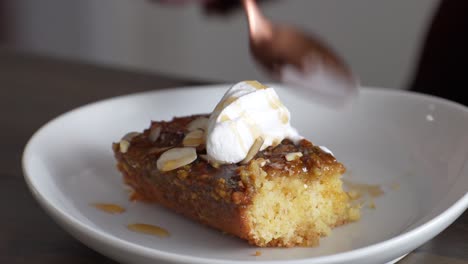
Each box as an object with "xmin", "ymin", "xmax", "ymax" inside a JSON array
[{"xmin": 22, "ymin": 84, "xmax": 468, "ymax": 264}]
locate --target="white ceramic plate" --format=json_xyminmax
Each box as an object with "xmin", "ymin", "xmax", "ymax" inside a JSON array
[{"xmin": 23, "ymin": 85, "xmax": 468, "ymax": 264}]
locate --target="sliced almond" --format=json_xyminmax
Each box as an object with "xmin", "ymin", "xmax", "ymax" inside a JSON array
[
  {"xmin": 245, "ymin": 80, "xmax": 267, "ymax": 90},
  {"xmin": 119, "ymin": 140, "xmax": 131, "ymax": 153},
  {"xmin": 187, "ymin": 117, "xmax": 209, "ymax": 131},
  {"xmin": 119, "ymin": 132, "xmax": 140, "ymax": 153},
  {"xmin": 240, "ymin": 137, "xmax": 264, "ymax": 165},
  {"xmin": 285, "ymin": 152, "xmax": 303, "ymax": 161},
  {"xmin": 183, "ymin": 129, "xmax": 205, "ymax": 147},
  {"xmin": 157, "ymin": 147, "xmax": 197, "ymax": 172},
  {"xmin": 147, "ymin": 146, "xmax": 172, "ymax": 155},
  {"xmin": 148, "ymin": 126, "xmax": 162, "ymax": 142},
  {"xmin": 122, "ymin": 132, "xmax": 140, "ymax": 141}
]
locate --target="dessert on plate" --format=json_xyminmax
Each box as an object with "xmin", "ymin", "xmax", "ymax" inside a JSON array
[{"xmin": 113, "ymin": 81, "xmax": 359, "ymax": 247}]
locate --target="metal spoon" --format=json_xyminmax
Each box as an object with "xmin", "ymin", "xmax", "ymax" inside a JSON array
[{"xmin": 241, "ymin": 0, "xmax": 359, "ymax": 106}]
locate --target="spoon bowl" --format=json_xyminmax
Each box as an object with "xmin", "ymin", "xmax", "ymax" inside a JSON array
[{"xmin": 242, "ymin": 0, "xmax": 359, "ymax": 106}]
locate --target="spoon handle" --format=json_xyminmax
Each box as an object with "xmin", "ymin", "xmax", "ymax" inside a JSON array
[{"xmin": 242, "ymin": 0, "xmax": 272, "ymax": 41}]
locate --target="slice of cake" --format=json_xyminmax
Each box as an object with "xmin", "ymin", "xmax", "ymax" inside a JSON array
[{"xmin": 113, "ymin": 81, "xmax": 359, "ymax": 247}]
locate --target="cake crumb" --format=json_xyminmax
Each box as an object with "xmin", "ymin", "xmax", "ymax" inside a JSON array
[
  {"xmin": 252, "ymin": 251, "xmax": 262, "ymax": 256},
  {"xmin": 368, "ymin": 201, "xmax": 376, "ymax": 209},
  {"xmin": 343, "ymin": 179, "xmax": 384, "ymax": 198},
  {"xmin": 347, "ymin": 189, "xmax": 361, "ymax": 200},
  {"xmin": 348, "ymin": 207, "xmax": 361, "ymax": 221}
]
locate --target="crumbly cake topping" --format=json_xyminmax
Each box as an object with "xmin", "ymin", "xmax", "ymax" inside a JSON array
[{"xmin": 115, "ymin": 115, "xmax": 343, "ymax": 183}]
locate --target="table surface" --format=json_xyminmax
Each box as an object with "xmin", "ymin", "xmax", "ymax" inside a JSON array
[{"xmin": 0, "ymin": 49, "xmax": 466, "ymax": 264}]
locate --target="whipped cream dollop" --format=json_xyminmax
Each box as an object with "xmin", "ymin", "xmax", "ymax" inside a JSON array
[{"xmin": 206, "ymin": 81, "xmax": 302, "ymax": 164}]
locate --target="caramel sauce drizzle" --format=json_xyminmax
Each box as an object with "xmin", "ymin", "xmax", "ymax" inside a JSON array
[
  {"xmin": 127, "ymin": 223, "xmax": 170, "ymax": 237},
  {"xmin": 92, "ymin": 203, "xmax": 126, "ymax": 214}
]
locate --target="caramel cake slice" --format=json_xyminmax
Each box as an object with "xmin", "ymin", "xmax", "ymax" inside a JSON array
[{"xmin": 113, "ymin": 114, "xmax": 359, "ymax": 247}]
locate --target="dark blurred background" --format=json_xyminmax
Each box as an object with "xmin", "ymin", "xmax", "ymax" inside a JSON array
[{"xmin": 0, "ymin": 0, "xmax": 6, "ymax": 45}]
